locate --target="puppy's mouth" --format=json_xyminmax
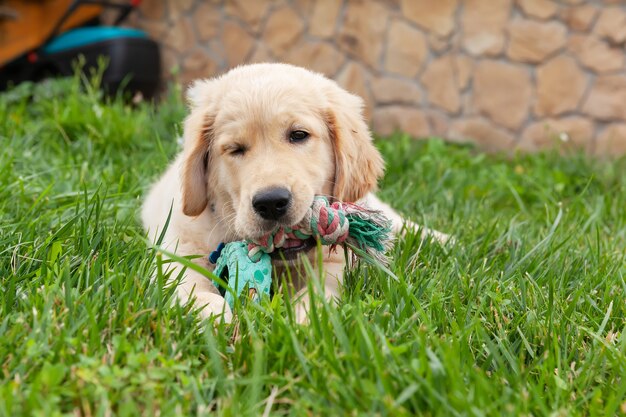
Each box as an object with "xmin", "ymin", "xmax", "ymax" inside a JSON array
[
  {"xmin": 245, "ymin": 198, "xmax": 317, "ymax": 261},
  {"xmin": 269, "ymin": 237, "xmax": 316, "ymax": 261}
]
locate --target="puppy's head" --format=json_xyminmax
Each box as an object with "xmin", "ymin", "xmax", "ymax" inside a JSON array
[{"xmin": 180, "ymin": 64, "xmax": 384, "ymax": 245}]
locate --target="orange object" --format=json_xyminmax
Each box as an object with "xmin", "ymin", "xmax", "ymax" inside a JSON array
[{"xmin": 0, "ymin": 0, "xmax": 102, "ymax": 66}]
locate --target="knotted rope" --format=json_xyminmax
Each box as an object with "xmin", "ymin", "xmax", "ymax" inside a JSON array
[{"xmin": 247, "ymin": 197, "xmax": 351, "ymax": 261}]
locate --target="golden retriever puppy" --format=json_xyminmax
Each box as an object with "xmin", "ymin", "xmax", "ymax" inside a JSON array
[{"xmin": 142, "ymin": 63, "xmax": 447, "ymax": 323}]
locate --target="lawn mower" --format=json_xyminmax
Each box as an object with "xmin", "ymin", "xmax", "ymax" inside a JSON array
[{"xmin": 0, "ymin": 0, "xmax": 160, "ymax": 99}]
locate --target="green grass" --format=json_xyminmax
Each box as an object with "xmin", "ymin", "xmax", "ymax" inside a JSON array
[{"xmin": 1, "ymin": 75, "xmax": 626, "ymax": 417}]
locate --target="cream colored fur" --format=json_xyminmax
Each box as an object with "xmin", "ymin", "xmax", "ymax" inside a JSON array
[{"xmin": 142, "ymin": 63, "xmax": 448, "ymax": 323}]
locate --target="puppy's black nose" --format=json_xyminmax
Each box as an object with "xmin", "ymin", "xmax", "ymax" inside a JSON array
[{"xmin": 252, "ymin": 187, "xmax": 292, "ymax": 220}]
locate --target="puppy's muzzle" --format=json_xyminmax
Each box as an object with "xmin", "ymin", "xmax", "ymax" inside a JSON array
[{"xmin": 252, "ymin": 187, "xmax": 292, "ymax": 220}]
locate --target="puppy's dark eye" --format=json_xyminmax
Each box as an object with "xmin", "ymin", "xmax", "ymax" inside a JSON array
[
  {"xmin": 289, "ymin": 130, "xmax": 310, "ymax": 143},
  {"xmin": 228, "ymin": 145, "xmax": 247, "ymax": 156}
]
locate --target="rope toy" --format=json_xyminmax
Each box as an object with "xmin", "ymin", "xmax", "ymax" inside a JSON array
[{"xmin": 210, "ymin": 196, "xmax": 391, "ymax": 309}]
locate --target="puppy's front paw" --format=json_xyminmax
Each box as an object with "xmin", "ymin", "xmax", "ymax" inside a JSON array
[{"xmin": 196, "ymin": 292, "xmax": 233, "ymax": 323}]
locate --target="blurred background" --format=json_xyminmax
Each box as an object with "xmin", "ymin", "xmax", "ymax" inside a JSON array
[{"xmin": 1, "ymin": 0, "xmax": 625, "ymax": 156}]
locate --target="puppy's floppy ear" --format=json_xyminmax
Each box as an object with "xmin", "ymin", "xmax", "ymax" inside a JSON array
[
  {"xmin": 325, "ymin": 88, "xmax": 384, "ymax": 203},
  {"xmin": 181, "ymin": 80, "xmax": 216, "ymax": 216}
]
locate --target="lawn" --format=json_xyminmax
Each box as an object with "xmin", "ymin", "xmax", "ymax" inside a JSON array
[{"xmin": 1, "ymin": 76, "xmax": 626, "ymax": 417}]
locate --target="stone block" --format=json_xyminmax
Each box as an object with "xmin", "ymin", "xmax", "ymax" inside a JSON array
[
  {"xmin": 462, "ymin": 0, "xmax": 512, "ymax": 56},
  {"xmin": 385, "ymin": 19, "xmax": 428, "ymax": 77},
  {"xmin": 595, "ymin": 124, "xmax": 626, "ymax": 156},
  {"xmin": 583, "ymin": 75, "xmax": 626, "ymax": 121},
  {"xmin": 535, "ymin": 55, "xmax": 587, "ymax": 117},
  {"xmin": 559, "ymin": 5, "xmax": 598, "ymax": 32},
  {"xmin": 518, "ymin": 117, "xmax": 594, "ymax": 152},
  {"xmin": 400, "ymin": 0, "xmax": 458, "ymax": 37},
  {"xmin": 372, "ymin": 106, "xmax": 431, "ymax": 138},
  {"xmin": 517, "ymin": 0, "xmax": 558, "ymax": 20},
  {"xmin": 336, "ymin": 62, "xmax": 374, "ymax": 120},
  {"xmin": 310, "ymin": 0, "xmax": 342, "ymax": 38},
  {"xmin": 568, "ymin": 34, "xmax": 624, "ymax": 73},
  {"xmin": 284, "ymin": 41, "xmax": 345, "ymax": 77},
  {"xmin": 448, "ymin": 118, "xmax": 515, "ymax": 152},
  {"xmin": 181, "ymin": 48, "xmax": 218, "ymax": 85},
  {"xmin": 338, "ymin": 0, "xmax": 388, "ymax": 69},
  {"xmin": 223, "ymin": 21, "xmax": 255, "ymax": 67},
  {"xmin": 262, "ymin": 5, "xmax": 305, "ymax": 58},
  {"xmin": 371, "ymin": 77, "xmax": 422, "ymax": 105},
  {"xmin": 421, "ymin": 55, "xmax": 461, "ymax": 113},
  {"xmin": 507, "ymin": 19, "xmax": 567, "ymax": 63},
  {"xmin": 594, "ymin": 7, "xmax": 626, "ymax": 44},
  {"xmin": 193, "ymin": 3, "xmax": 221, "ymax": 42},
  {"xmin": 472, "ymin": 61, "xmax": 532, "ymax": 129},
  {"xmin": 225, "ymin": 0, "xmax": 272, "ymax": 33}
]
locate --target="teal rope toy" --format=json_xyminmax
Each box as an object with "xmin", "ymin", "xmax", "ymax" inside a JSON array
[{"xmin": 210, "ymin": 196, "xmax": 391, "ymax": 309}]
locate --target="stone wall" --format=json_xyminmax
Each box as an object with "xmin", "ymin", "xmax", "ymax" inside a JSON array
[{"xmin": 128, "ymin": 0, "xmax": 626, "ymax": 155}]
